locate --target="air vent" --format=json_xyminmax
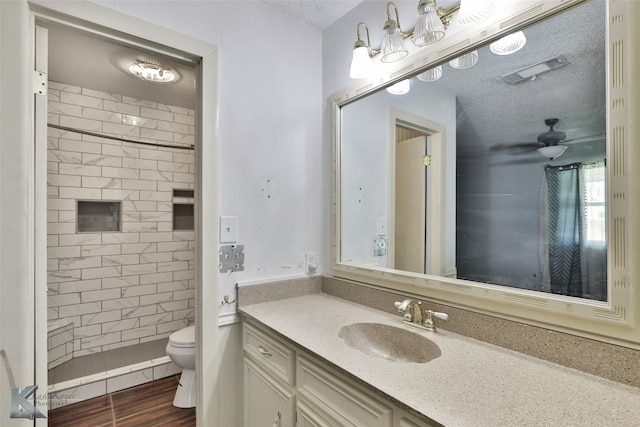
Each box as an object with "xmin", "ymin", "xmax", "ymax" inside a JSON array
[{"xmin": 501, "ymin": 55, "xmax": 570, "ymax": 84}]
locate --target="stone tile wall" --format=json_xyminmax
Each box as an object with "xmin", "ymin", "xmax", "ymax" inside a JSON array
[{"xmin": 46, "ymin": 81, "xmax": 195, "ymax": 358}]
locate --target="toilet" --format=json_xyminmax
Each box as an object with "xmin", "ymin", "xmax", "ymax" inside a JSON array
[{"xmin": 166, "ymin": 325, "xmax": 196, "ymax": 408}]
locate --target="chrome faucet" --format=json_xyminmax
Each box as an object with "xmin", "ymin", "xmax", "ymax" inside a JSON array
[{"xmin": 394, "ymin": 299, "xmax": 448, "ymax": 332}]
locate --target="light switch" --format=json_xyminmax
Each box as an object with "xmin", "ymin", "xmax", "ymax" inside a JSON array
[{"xmin": 220, "ymin": 216, "xmax": 237, "ymax": 243}]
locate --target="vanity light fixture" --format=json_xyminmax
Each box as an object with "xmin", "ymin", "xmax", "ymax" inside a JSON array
[
  {"xmin": 448, "ymin": 49, "xmax": 479, "ymax": 69},
  {"xmin": 386, "ymin": 79, "xmax": 411, "ymax": 95},
  {"xmin": 412, "ymin": 0, "xmax": 446, "ymax": 47},
  {"xmin": 349, "ymin": 0, "xmax": 495, "ymax": 79},
  {"xmin": 537, "ymin": 145, "xmax": 568, "ymax": 159},
  {"xmin": 128, "ymin": 59, "xmax": 176, "ymax": 83},
  {"xmin": 350, "ymin": 23, "xmax": 376, "ymax": 78},
  {"xmin": 490, "ymin": 31, "xmax": 527, "ymax": 56},
  {"xmin": 417, "ymin": 65, "xmax": 443, "ymax": 82},
  {"xmin": 457, "ymin": 0, "xmax": 495, "ymax": 25},
  {"xmin": 380, "ymin": 2, "xmax": 409, "ymax": 63}
]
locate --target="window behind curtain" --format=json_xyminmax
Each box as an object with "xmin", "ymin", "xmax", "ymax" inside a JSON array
[{"xmin": 583, "ymin": 163, "xmax": 606, "ymax": 244}]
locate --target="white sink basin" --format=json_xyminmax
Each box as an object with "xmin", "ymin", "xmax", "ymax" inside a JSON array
[{"xmin": 338, "ymin": 322, "xmax": 441, "ymax": 364}]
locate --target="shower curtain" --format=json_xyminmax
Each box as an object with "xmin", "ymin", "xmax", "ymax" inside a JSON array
[{"xmin": 542, "ymin": 163, "xmax": 583, "ymax": 297}]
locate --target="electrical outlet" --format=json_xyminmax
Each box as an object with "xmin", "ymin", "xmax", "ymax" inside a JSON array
[
  {"xmin": 220, "ymin": 216, "xmax": 237, "ymax": 243},
  {"xmin": 304, "ymin": 252, "xmax": 318, "ymax": 274}
]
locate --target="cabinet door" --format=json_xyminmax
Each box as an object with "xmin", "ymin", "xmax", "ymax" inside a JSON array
[
  {"xmin": 296, "ymin": 399, "xmax": 341, "ymax": 427},
  {"xmin": 244, "ymin": 356, "xmax": 295, "ymax": 427}
]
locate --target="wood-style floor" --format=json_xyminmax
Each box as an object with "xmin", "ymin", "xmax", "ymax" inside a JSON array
[{"xmin": 48, "ymin": 376, "xmax": 196, "ymax": 427}]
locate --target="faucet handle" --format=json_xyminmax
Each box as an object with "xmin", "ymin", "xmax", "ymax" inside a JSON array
[
  {"xmin": 394, "ymin": 299, "xmax": 419, "ymax": 322},
  {"xmin": 424, "ymin": 309, "xmax": 448, "ymax": 332},
  {"xmin": 432, "ymin": 311, "xmax": 448, "ymax": 321}
]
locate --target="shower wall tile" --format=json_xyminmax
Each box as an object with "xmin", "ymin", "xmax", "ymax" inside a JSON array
[
  {"xmin": 47, "ymin": 174, "xmax": 82, "ymax": 187},
  {"xmin": 47, "ymin": 81, "xmax": 195, "ymax": 362},
  {"xmin": 60, "ymin": 92, "xmax": 103, "ymax": 109},
  {"xmin": 59, "ymin": 139, "xmax": 102, "ymax": 154},
  {"xmin": 59, "ymin": 279, "xmax": 102, "ymax": 294},
  {"xmin": 82, "ymin": 87, "xmax": 121, "ymax": 102}
]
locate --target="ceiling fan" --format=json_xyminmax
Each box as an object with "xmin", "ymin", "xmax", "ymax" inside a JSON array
[{"xmin": 489, "ymin": 118, "xmax": 604, "ymax": 160}]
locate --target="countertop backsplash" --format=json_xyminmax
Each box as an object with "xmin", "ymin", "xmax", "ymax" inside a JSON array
[{"xmin": 237, "ymin": 274, "xmax": 640, "ymax": 388}]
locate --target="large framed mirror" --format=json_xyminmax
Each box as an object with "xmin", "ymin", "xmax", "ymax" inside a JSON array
[{"xmin": 331, "ymin": 0, "xmax": 640, "ymax": 348}]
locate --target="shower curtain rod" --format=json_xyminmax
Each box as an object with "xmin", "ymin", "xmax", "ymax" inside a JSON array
[{"xmin": 47, "ymin": 123, "xmax": 195, "ymax": 151}]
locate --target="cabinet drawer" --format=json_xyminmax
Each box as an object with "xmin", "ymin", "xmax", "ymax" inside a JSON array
[
  {"xmin": 243, "ymin": 321, "xmax": 295, "ymax": 386},
  {"xmin": 297, "ymin": 355, "xmax": 393, "ymax": 427}
]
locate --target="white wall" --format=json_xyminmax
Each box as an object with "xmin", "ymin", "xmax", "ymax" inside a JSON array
[{"xmin": 93, "ymin": 1, "xmax": 324, "ymax": 314}]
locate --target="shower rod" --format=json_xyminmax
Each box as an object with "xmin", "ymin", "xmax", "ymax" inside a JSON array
[{"xmin": 47, "ymin": 123, "xmax": 195, "ymax": 151}]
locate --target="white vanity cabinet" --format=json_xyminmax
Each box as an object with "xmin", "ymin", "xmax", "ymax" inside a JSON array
[
  {"xmin": 243, "ymin": 321, "xmax": 296, "ymax": 427},
  {"xmin": 243, "ymin": 319, "xmax": 437, "ymax": 427}
]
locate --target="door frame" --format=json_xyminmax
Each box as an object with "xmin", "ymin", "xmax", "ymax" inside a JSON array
[
  {"xmin": 388, "ymin": 108, "xmax": 446, "ymax": 276},
  {"xmin": 28, "ymin": 1, "xmax": 219, "ymax": 424}
]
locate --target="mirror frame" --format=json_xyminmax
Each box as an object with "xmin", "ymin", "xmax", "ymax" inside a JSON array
[{"xmin": 330, "ymin": 0, "xmax": 640, "ymax": 349}]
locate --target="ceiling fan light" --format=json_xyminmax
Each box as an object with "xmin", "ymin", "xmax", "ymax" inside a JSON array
[
  {"xmin": 537, "ymin": 145, "xmax": 567, "ymax": 159},
  {"xmin": 490, "ymin": 31, "xmax": 527, "ymax": 56}
]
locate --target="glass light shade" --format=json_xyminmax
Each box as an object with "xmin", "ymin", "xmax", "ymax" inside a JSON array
[
  {"xmin": 386, "ymin": 79, "xmax": 410, "ymax": 95},
  {"xmin": 381, "ymin": 26, "xmax": 409, "ymax": 63},
  {"xmin": 448, "ymin": 50, "xmax": 479, "ymax": 69},
  {"xmin": 412, "ymin": 5, "xmax": 445, "ymax": 47},
  {"xmin": 417, "ymin": 65, "xmax": 443, "ymax": 82},
  {"xmin": 350, "ymin": 46, "xmax": 373, "ymax": 79},
  {"xmin": 537, "ymin": 145, "xmax": 568, "ymax": 159},
  {"xmin": 128, "ymin": 62, "xmax": 175, "ymax": 83},
  {"xmin": 457, "ymin": 0, "xmax": 495, "ymax": 25},
  {"xmin": 490, "ymin": 31, "xmax": 527, "ymax": 55}
]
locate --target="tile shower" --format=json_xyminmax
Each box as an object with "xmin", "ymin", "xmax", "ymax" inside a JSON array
[{"xmin": 46, "ymin": 81, "xmax": 195, "ymax": 402}]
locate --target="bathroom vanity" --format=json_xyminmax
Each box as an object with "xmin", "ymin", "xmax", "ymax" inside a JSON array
[{"xmin": 240, "ymin": 293, "xmax": 640, "ymax": 427}]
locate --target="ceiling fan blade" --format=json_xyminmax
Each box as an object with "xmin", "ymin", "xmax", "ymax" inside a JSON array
[
  {"xmin": 489, "ymin": 156, "xmax": 549, "ymax": 166},
  {"xmin": 488, "ymin": 142, "xmax": 540, "ymax": 154},
  {"xmin": 560, "ymin": 133, "xmax": 606, "ymax": 145}
]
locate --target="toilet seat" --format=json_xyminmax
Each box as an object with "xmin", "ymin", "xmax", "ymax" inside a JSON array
[{"xmin": 169, "ymin": 325, "xmax": 195, "ymax": 348}]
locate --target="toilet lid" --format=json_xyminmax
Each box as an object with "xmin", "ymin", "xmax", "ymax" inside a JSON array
[{"xmin": 169, "ymin": 325, "xmax": 195, "ymax": 348}]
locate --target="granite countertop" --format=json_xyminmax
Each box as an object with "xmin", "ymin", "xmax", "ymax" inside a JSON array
[{"xmin": 240, "ymin": 293, "xmax": 640, "ymax": 427}]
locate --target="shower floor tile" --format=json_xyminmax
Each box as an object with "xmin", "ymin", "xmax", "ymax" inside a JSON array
[
  {"xmin": 48, "ymin": 376, "xmax": 195, "ymax": 427},
  {"xmin": 49, "ymin": 338, "xmax": 169, "ymax": 384}
]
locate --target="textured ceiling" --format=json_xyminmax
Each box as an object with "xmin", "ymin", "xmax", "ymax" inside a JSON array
[{"xmin": 262, "ymin": 0, "xmax": 364, "ymax": 29}]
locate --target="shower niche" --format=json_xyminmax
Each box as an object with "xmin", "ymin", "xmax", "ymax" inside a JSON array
[{"xmin": 77, "ymin": 200, "xmax": 122, "ymax": 233}]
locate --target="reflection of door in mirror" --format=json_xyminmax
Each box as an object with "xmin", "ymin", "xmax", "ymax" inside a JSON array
[
  {"xmin": 388, "ymin": 110, "xmax": 450, "ymax": 277},
  {"xmin": 395, "ymin": 129, "xmax": 427, "ymax": 274}
]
